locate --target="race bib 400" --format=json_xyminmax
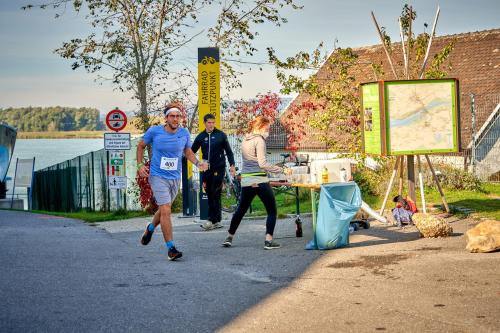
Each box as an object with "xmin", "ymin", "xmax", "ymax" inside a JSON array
[{"xmin": 160, "ymin": 157, "xmax": 178, "ymax": 171}]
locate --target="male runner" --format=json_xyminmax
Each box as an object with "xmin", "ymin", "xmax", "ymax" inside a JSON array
[{"xmin": 137, "ymin": 103, "xmax": 207, "ymax": 261}]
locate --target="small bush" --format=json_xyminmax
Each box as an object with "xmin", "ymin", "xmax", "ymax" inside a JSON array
[
  {"xmin": 298, "ymin": 187, "xmax": 311, "ymax": 201},
  {"xmin": 171, "ymin": 194, "xmax": 183, "ymax": 213},
  {"xmin": 424, "ymin": 164, "xmax": 482, "ymax": 191},
  {"xmin": 354, "ymin": 159, "xmax": 483, "ymax": 196},
  {"xmin": 353, "ymin": 159, "xmax": 394, "ymax": 196}
]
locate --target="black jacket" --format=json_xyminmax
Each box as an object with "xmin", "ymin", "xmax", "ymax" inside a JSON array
[{"xmin": 191, "ymin": 128, "xmax": 235, "ymax": 170}]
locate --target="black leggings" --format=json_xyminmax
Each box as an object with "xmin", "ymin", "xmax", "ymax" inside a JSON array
[
  {"xmin": 202, "ymin": 167, "xmax": 224, "ymax": 223},
  {"xmin": 228, "ymin": 182, "xmax": 277, "ymax": 236}
]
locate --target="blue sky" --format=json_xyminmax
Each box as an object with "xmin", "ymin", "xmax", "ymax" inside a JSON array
[{"xmin": 0, "ymin": 0, "xmax": 498, "ymax": 114}]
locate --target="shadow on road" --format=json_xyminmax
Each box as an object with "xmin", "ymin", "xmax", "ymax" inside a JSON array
[{"xmin": 0, "ymin": 210, "xmax": 437, "ymax": 332}]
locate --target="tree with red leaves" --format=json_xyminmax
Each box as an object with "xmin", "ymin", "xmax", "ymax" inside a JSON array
[
  {"xmin": 224, "ymin": 92, "xmax": 303, "ymax": 151},
  {"xmin": 280, "ymin": 100, "xmax": 323, "ymax": 151},
  {"xmin": 225, "ymin": 93, "xmax": 280, "ymax": 135},
  {"xmin": 135, "ymin": 161, "xmax": 158, "ymax": 214}
]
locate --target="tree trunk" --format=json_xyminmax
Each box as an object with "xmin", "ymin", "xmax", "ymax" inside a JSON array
[{"xmin": 137, "ymin": 78, "xmax": 149, "ymax": 132}]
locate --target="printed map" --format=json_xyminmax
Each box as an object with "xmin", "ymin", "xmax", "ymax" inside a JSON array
[{"xmin": 387, "ymin": 81, "xmax": 455, "ymax": 153}]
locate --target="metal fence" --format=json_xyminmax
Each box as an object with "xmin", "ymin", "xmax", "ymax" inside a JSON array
[
  {"xmin": 32, "ymin": 139, "xmax": 142, "ymax": 212},
  {"xmin": 431, "ymin": 93, "xmax": 500, "ymax": 182},
  {"xmin": 466, "ymin": 93, "xmax": 500, "ymax": 181}
]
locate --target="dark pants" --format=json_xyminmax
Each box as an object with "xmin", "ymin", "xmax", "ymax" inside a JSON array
[
  {"xmin": 202, "ymin": 167, "xmax": 225, "ymax": 223},
  {"xmin": 228, "ymin": 182, "xmax": 277, "ymax": 236}
]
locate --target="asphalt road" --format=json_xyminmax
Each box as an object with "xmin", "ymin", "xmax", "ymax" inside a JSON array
[
  {"xmin": 0, "ymin": 210, "xmax": 321, "ymax": 332},
  {"xmin": 2, "ymin": 210, "xmax": 499, "ymax": 332}
]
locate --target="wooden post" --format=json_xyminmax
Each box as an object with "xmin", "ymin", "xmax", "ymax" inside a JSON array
[
  {"xmin": 371, "ymin": 11, "xmax": 399, "ymax": 79},
  {"xmin": 398, "ymin": 155, "xmax": 405, "ymax": 195},
  {"xmin": 417, "ymin": 155, "xmax": 427, "ymax": 213},
  {"xmin": 380, "ymin": 156, "xmax": 401, "ymax": 216},
  {"xmin": 425, "ymin": 154, "xmax": 450, "ymax": 213},
  {"xmin": 419, "ymin": 6, "xmax": 440, "ymax": 79},
  {"xmin": 398, "ymin": 17, "xmax": 408, "ymax": 79},
  {"xmin": 407, "ymin": 155, "xmax": 416, "ymax": 203}
]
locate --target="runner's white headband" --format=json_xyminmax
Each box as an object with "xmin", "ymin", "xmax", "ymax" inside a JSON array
[{"xmin": 164, "ymin": 107, "xmax": 181, "ymax": 116}]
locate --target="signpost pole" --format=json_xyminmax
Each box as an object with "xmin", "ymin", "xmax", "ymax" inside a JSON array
[
  {"xmin": 104, "ymin": 108, "xmax": 130, "ymax": 211},
  {"xmin": 106, "ymin": 150, "xmax": 110, "ymax": 211},
  {"xmin": 181, "ymin": 157, "xmax": 197, "ymax": 216}
]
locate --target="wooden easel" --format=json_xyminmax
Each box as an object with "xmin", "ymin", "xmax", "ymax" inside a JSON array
[
  {"xmin": 373, "ymin": 6, "xmax": 450, "ymax": 217},
  {"xmin": 379, "ymin": 154, "xmax": 450, "ymax": 216}
]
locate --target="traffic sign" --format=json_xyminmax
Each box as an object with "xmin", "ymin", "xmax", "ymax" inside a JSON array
[
  {"xmin": 110, "ymin": 151, "xmax": 125, "ymax": 165},
  {"xmin": 104, "ymin": 133, "xmax": 131, "ymax": 150},
  {"xmin": 106, "ymin": 108, "xmax": 127, "ymax": 132},
  {"xmin": 108, "ymin": 176, "xmax": 127, "ymax": 189}
]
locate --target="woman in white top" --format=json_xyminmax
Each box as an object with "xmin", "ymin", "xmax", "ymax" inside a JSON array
[{"xmin": 222, "ymin": 115, "xmax": 290, "ymax": 250}]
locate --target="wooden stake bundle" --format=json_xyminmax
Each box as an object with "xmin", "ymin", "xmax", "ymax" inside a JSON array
[
  {"xmin": 419, "ymin": 6, "xmax": 440, "ymax": 78},
  {"xmin": 398, "ymin": 17, "xmax": 408, "ymax": 79},
  {"xmin": 372, "ymin": 5, "xmax": 450, "ymax": 216},
  {"xmin": 371, "ymin": 11, "xmax": 399, "ymax": 79},
  {"xmin": 425, "ymin": 154, "xmax": 450, "ymax": 213},
  {"xmin": 417, "ymin": 155, "xmax": 427, "ymax": 214},
  {"xmin": 380, "ymin": 156, "xmax": 401, "ymax": 216}
]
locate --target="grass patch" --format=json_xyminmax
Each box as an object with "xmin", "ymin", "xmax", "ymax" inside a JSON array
[
  {"xmin": 362, "ymin": 182, "xmax": 500, "ymax": 220},
  {"xmin": 242, "ymin": 182, "xmax": 500, "ymax": 220},
  {"xmin": 246, "ymin": 187, "xmax": 313, "ymax": 217},
  {"xmin": 425, "ymin": 183, "xmax": 500, "ymax": 220},
  {"xmin": 29, "ymin": 209, "xmax": 151, "ymax": 223},
  {"xmin": 7, "ymin": 183, "xmax": 497, "ymax": 221},
  {"xmin": 227, "ymin": 182, "xmax": 499, "ymax": 220}
]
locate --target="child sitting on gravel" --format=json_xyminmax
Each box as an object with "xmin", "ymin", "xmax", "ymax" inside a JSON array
[{"xmin": 391, "ymin": 195, "xmax": 417, "ymax": 228}]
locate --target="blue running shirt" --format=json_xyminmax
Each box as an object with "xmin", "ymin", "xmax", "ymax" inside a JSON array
[{"xmin": 143, "ymin": 125, "xmax": 192, "ymax": 180}]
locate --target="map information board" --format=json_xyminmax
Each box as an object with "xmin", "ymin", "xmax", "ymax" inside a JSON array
[
  {"xmin": 361, "ymin": 83, "xmax": 383, "ymax": 155},
  {"xmin": 385, "ymin": 79, "xmax": 459, "ymax": 155}
]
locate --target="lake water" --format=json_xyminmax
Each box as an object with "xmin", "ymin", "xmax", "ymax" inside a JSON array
[{"xmin": 7, "ymin": 139, "xmax": 105, "ymax": 181}]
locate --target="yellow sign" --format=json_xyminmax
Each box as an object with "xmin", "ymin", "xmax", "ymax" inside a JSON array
[{"xmin": 198, "ymin": 48, "xmax": 221, "ymax": 131}]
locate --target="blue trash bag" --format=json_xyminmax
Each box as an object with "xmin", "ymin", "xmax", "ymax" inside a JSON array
[{"xmin": 305, "ymin": 182, "xmax": 362, "ymax": 250}]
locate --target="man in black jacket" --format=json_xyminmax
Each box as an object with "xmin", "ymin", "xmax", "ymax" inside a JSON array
[{"xmin": 191, "ymin": 114, "xmax": 236, "ymax": 230}]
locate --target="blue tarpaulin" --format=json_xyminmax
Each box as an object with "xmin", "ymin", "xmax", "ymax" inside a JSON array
[{"xmin": 306, "ymin": 182, "xmax": 362, "ymax": 250}]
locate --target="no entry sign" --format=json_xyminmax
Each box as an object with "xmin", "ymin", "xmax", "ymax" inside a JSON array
[{"xmin": 106, "ymin": 108, "xmax": 127, "ymax": 132}]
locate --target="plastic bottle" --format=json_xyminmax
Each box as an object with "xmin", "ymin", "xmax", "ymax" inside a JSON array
[
  {"xmin": 321, "ymin": 166, "xmax": 329, "ymax": 184},
  {"xmin": 340, "ymin": 167, "xmax": 347, "ymax": 182}
]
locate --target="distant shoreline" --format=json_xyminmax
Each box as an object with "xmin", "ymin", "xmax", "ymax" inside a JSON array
[
  {"xmin": 17, "ymin": 131, "xmax": 106, "ymax": 139},
  {"xmin": 17, "ymin": 131, "xmax": 142, "ymax": 139}
]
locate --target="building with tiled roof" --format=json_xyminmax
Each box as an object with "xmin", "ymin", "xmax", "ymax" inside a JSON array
[{"xmin": 281, "ymin": 28, "xmax": 500, "ymax": 153}]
